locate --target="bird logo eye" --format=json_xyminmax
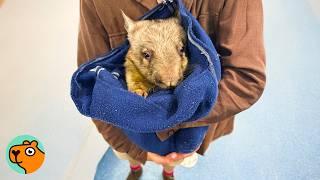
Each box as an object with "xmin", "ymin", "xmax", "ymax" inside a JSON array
[{"xmin": 25, "ymin": 147, "xmax": 35, "ymax": 156}]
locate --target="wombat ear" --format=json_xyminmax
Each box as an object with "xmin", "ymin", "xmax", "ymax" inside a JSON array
[
  {"xmin": 120, "ymin": 9, "xmax": 135, "ymax": 32},
  {"xmin": 173, "ymin": 8, "xmax": 181, "ymax": 23}
]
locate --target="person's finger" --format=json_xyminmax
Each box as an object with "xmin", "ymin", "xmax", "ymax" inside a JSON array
[
  {"xmin": 166, "ymin": 152, "xmax": 185, "ymax": 161},
  {"xmin": 181, "ymin": 152, "xmax": 193, "ymax": 158},
  {"xmin": 166, "ymin": 151, "xmax": 196, "ymax": 161},
  {"xmin": 175, "ymin": 146, "xmax": 200, "ymax": 159},
  {"xmin": 154, "ymin": 156, "xmax": 168, "ymax": 164},
  {"xmin": 170, "ymin": 152, "xmax": 177, "ymax": 159},
  {"xmin": 149, "ymin": 151, "xmax": 195, "ymax": 166},
  {"xmin": 149, "ymin": 152, "xmax": 172, "ymax": 165}
]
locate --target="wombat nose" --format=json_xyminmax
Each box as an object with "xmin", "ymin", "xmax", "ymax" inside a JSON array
[
  {"xmin": 12, "ymin": 150, "xmax": 20, "ymax": 156},
  {"xmin": 155, "ymin": 74, "xmax": 178, "ymax": 88}
]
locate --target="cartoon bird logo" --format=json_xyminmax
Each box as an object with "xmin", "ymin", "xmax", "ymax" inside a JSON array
[{"xmin": 9, "ymin": 140, "xmax": 45, "ymax": 174}]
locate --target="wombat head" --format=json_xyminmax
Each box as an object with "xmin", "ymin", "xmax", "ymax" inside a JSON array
[{"xmin": 121, "ymin": 10, "xmax": 188, "ymax": 89}]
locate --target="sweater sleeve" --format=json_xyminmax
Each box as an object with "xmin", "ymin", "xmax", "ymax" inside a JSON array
[
  {"xmin": 77, "ymin": 0, "xmax": 148, "ymax": 164},
  {"xmin": 156, "ymin": 0, "xmax": 266, "ymax": 140},
  {"xmin": 190, "ymin": 0, "xmax": 266, "ymax": 125}
]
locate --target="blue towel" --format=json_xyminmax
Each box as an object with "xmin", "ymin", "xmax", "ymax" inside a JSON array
[{"xmin": 71, "ymin": 0, "xmax": 221, "ymax": 155}]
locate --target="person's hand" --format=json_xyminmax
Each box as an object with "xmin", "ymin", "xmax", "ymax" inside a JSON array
[
  {"xmin": 165, "ymin": 152, "xmax": 193, "ymax": 162},
  {"xmin": 147, "ymin": 146, "xmax": 200, "ymax": 166},
  {"xmin": 147, "ymin": 151, "xmax": 195, "ymax": 166},
  {"xmin": 165, "ymin": 145, "xmax": 200, "ymax": 163},
  {"xmin": 147, "ymin": 152, "xmax": 175, "ymax": 165}
]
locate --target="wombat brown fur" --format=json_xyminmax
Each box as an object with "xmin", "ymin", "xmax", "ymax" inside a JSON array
[{"xmin": 121, "ymin": 10, "xmax": 188, "ymax": 97}]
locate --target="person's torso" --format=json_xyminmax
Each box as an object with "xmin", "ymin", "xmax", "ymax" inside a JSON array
[
  {"xmin": 90, "ymin": 0, "xmax": 236, "ymax": 153},
  {"xmin": 92, "ymin": 0, "xmax": 225, "ymax": 49}
]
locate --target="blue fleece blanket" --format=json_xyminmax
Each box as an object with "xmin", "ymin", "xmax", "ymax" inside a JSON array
[{"xmin": 71, "ymin": 0, "xmax": 221, "ymax": 155}]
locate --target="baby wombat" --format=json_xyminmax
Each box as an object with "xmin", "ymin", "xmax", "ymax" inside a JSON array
[{"xmin": 121, "ymin": 10, "xmax": 188, "ymax": 97}]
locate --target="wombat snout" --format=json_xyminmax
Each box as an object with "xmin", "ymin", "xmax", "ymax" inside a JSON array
[{"xmin": 154, "ymin": 73, "xmax": 182, "ymax": 88}]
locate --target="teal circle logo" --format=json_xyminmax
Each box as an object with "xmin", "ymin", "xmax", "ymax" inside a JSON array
[{"xmin": 6, "ymin": 135, "xmax": 45, "ymax": 174}]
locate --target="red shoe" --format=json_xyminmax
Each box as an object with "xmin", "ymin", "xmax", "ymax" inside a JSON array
[
  {"xmin": 126, "ymin": 165, "xmax": 143, "ymax": 180},
  {"xmin": 162, "ymin": 170, "xmax": 175, "ymax": 180}
]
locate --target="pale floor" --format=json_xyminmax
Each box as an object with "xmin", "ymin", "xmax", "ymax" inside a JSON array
[{"xmin": 0, "ymin": 0, "xmax": 320, "ymax": 180}]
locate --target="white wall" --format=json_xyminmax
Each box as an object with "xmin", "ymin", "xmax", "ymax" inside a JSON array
[
  {"xmin": 0, "ymin": 0, "xmax": 108, "ymax": 179},
  {"xmin": 307, "ymin": 0, "xmax": 320, "ymax": 20}
]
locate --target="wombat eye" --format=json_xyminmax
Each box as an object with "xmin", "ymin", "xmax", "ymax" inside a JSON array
[
  {"xmin": 179, "ymin": 46, "xmax": 185, "ymax": 55},
  {"xmin": 143, "ymin": 52, "xmax": 152, "ymax": 60}
]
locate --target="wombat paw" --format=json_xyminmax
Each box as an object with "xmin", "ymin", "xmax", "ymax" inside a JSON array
[{"xmin": 133, "ymin": 89, "xmax": 149, "ymax": 98}]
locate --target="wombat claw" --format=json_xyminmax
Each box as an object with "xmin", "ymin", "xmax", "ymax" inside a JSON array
[{"xmin": 133, "ymin": 89, "xmax": 149, "ymax": 98}]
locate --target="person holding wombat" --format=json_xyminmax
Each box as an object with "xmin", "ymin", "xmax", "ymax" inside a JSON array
[{"xmin": 77, "ymin": 0, "xmax": 266, "ymax": 179}]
